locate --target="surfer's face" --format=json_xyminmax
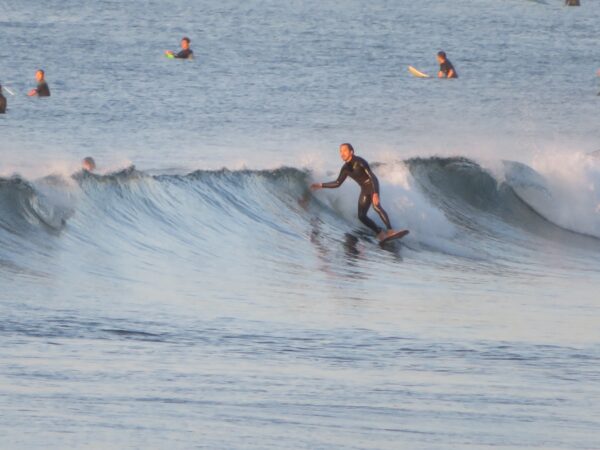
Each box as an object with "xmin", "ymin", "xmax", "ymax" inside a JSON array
[
  {"xmin": 181, "ymin": 39, "xmax": 189, "ymax": 49},
  {"xmin": 339, "ymin": 145, "xmax": 353, "ymax": 162},
  {"xmin": 437, "ymin": 55, "xmax": 445, "ymax": 64},
  {"xmin": 35, "ymin": 70, "xmax": 44, "ymax": 82}
]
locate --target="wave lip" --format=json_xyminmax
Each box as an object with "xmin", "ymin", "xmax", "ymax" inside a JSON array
[
  {"xmin": 509, "ymin": 152, "xmax": 600, "ymax": 239},
  {"xmin": 406, "ymin": 156, "xmax": 600, "ymax": 241}
]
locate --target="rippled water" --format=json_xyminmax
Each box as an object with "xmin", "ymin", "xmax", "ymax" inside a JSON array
[{"xmin": 1, "ymin": 0, "xmax": 600, "ymax": 448}]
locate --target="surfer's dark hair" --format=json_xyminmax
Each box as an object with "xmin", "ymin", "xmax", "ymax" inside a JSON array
[
  {"xmin": 341, "ymin": 143, "xmax": 354, "ymax": 152},
  {"xmin": 437, "ymin": 51, "xmax": 446, "ymax": 58},
  {"xmin": 82, "ymin": 156, "xmax": 96, "ymax": 169},
  {"xmin": 37, "ymin": 69, "xmax": 45, "ymax": 75},
  {"xmin": 182, "ymin": 37, "xmax": 190, "ymax": 44}
]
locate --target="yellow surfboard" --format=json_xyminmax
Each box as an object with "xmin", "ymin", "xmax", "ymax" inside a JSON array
[{"xmin": 408, "ymin": 66, "xmax": 430, "ymax": 78}]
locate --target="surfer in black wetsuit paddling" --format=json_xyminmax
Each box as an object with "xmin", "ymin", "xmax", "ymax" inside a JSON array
[
  {"xmin": 165, "ymin": 37, "xmax": 194, "ymax": 59},
  {"xmin": 311, "ymin": 143, "xmax": 404, "ymax": 242}
]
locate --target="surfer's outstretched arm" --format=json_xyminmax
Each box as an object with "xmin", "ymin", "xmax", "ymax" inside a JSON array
[{"xmin": 311, "ymin": 166, "xmax": 349, "ymax": 190}]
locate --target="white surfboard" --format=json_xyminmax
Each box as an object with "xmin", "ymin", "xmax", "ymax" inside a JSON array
[{"xmin": 408, "ymin": 66, "xmax": 430, "ymax": 78}]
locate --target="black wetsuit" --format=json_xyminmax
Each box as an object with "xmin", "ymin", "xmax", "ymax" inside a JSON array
[
  {"xmin": 175, "ymin": 49, "xmax": 193, "ymax": 59},
  {"xmin": 321, "ymin": 156, "xmax": 392, "ymax": 234},
  {"xmin": 439, "ymin": 59, "xmax": 458, "ymax": 78},
  {"xmin": 36, "ymin": 81, "xmax": 51, "ymax": 97},
  {"xmin": 0, "ymin": 92, "xmax": 6, "ymax": 113}
]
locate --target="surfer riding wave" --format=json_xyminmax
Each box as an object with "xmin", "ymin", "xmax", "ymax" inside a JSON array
[{"xmin": 311, "ymin": 143, "xmax": 408, "ymax": 243}]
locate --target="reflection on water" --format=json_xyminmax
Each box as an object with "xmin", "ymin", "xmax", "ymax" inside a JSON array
[{"xmin": 343, "ymin": 232, "xmax": 360, "ymax": 261}]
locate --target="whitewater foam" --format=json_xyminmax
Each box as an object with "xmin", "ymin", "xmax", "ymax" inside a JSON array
[
  {"xmin": 525, "ymin": 151, "xmax": 600, "ymax": 238},
  {"xmin": 482, "ymin": 151, "xmax": 600, "ymax": 239}
]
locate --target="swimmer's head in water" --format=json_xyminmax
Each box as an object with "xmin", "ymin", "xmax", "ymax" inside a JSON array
[
  {"xmin": 339, "ymin": 143, "xmax": 354, "ymax": 162},
  {"xmin": 35, "ymin": 69, "xmax": 45, "ymax": 82},
  {"xmin": 181, "ymin": 37, "xmax": 190, "ymax": 49},
  {"xmin": 82, "ymin": 157, "xmax": 96, "ymax": 172},
  {"xmin": 437, "ymin": 51, "xmax": 447, "ymax": 63}
]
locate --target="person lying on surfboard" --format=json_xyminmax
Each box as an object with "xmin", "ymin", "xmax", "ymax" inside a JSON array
[
  {"xmin": 165, "ymin": 37, "xmax": 194, "ymax": 59},
  {"xmin": 437, "ymin": 51, "xmax": 457, "ymax": 79},
  {"xmin": 311, "ymin": 143, "xmax": 408, "ymax": 243}
]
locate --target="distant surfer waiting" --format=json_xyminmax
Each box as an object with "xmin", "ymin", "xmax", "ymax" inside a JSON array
[
  {"xmin": 165, "ymin": 37, "xmax": 194, "ymax": 60},
  {"xmin": 311, "ymin": 143, "xmax": 408, "ymax": 243},
  {"xmin": 0, "ymin": 84, "xmax": 6, "ymax": 113},
  {"xmin": 437, "ymin": 51, "xmax": 458, "ymax": 79},
  {"xmin": 27, "ymin": 69, "xmax": 51, "ymax": 97}
]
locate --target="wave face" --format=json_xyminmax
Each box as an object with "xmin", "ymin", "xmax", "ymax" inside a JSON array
[
  {"xmin": 406, "ymin": 157, "xmax": 577, "ymax": 238},
  {"xmin": 1, "ymin": 157, "xmax": 599, "ymax": 280},
  {"xmin": 0, "ymin": 176, "xmax": 74, "ymax": 233},
  {"xmin": 406, "ymin": 155, "xmax": 599, "ymax": 238}
]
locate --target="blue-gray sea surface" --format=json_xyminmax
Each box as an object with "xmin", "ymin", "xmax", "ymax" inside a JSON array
[{"xmin": 1, "ymin": 0, "xmax": 600, "ymax": 448}]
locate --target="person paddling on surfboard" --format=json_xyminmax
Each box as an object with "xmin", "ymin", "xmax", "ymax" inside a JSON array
[
  {"xmin": 165, "ymin": 37, "xmax": 194, "ymax": 60},
  {"xmin": 437, "ymin": 51, "xmax": 457, "ymax": 79},
  {"xmin": 311, "ymin": 143, "xmax": 408, "ymax": 243}
]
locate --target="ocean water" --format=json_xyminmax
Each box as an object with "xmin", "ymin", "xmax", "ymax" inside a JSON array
[{"xmin": 1, "ymin": 0, "xmax": 600, "ymax": 448}]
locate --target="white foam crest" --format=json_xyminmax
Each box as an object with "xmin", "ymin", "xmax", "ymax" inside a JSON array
[
  {"xmin": 521, "ymin": 151, "xmax": 600, "ymax": 238},
  {"xmin": 0, "ymin": 159, "xmax": 78, "ymax": 180},
  {"xmin": 0, "ymin": 156, "xmax": 134, "ymax": 180},
  {"xmin": 378, "ymin": 162, "xmax": 465, "ymax": 254}
]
